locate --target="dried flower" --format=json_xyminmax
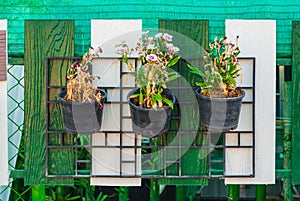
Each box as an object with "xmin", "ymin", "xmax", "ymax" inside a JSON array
[{"xmin": 64, "ymin": 47, "xmax": 104, "ymax": 107}]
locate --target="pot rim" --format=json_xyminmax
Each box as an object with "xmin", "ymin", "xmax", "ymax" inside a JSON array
[
  {"xmin": 58, "ymin": 89, "xmax": 107, "ymax": 105},
  {"xmin": 195, "ymin": 87, "xmax": 245, "ymax": 101},
  {"xmin": 127, "ymin": 87, "xmax": 176, "ymax": 111}
]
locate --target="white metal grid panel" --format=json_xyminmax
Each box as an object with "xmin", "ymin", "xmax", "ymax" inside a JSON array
[{"xmin": 90, "ymin": 19, "xmax": 142, "ymax": 186}]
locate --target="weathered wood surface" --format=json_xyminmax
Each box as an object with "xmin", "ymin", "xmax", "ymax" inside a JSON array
[
  {"xmin": 292, "ymin": 21, "xmax": 300, "ymax": 185},
  {"xmin": 0, "ymin": 1, "xmax": 298, "ymax": 58},
  {"xmin": 24, "ymin": 20, "xmax": 74, "ymax": 185},
  {"xmin": 283, "ymin": 82, "xmax": 292, "ymax": 201},
  {"xmin": 158, "ymin": 20, "xmax": 209, "ymax": 185}
]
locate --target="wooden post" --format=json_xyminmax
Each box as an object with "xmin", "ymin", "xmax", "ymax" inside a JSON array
[
  {"xmin": 292, "ymin": 21, "xmax": 300, "ymax": 184},
  {"xmin": 176, "ymin": 186, "xmax": 185, "ymax": 201},
  {"xmin": 157, "ymin": 19, "xmax": 209, "ymax": 187},
  {"xmin": 150, "ymin": 179, "xmax": 160, "ymax": 201},
  {"xmin": 24, "ymin": 20, "xmax": 74, "ymax": 185},
  {"xmin": 228, "ymin": 184, "xmax": 239, "ymax": 201},
  {"xmin": 283, "ymin": 82, "xmax": 292, "ymax": 201},
  {"xmin": 255, "ymin": 185, "xmax": 266, "ymax": 201}
]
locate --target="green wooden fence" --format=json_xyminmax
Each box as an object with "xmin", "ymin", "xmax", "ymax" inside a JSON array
[
  {"xmin": 24, "ymin": 20, "xmax": 74, "ymax": 185},
  {"xmin": 0, "ymin": 1, "xmax": 299, "ymax": 58},
  {"xmin": 1, "ymin": 17, "xmax": 299, "ymax": 201}
]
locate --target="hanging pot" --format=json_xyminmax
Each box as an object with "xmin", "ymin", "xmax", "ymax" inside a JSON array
[
  {"xmin": 195, "ymin": 87, "xmax": 245, "ymax": 132},
  {"xmin": 127, "ymin": 88, "xmax": 176, "ymax": 138},
  {"xmin": 58, "ymin": 89, "xmax": 107, "ymax": 134}
]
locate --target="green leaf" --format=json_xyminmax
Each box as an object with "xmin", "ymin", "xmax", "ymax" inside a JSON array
[
  {"xmin": 167, "ymin": 56, "xmax": 180, "ymax": 67},
  {"xmin": 187, "ymin": 64, "xmax": 206, "ymax": 77},
  {"xmin": 157, "ymin": 86, "xmax": 163, "ymax": 94},
  {"xmin": 202, "ymin": 88, "xmax": 209, "ymax": 93},
  {"xmin": 100, "ymin": 195, "xmax": 108, "ymax": 201},
  {"xmin": 51, "ymin": 190, "xmax": 56, "ymax": 200},
  {"xmin": 153, "ymin": 93, "xmax": 162, "ymax": 101},
  {"xmin": 228, "ymin": 76, "xmax": 236, "ymax": 84},
  {"xmin": 139, "ymin": 92, "xmax": 144, "ymax": 106},
  {"xmin": 196, "ymin": 82, "xmax": 207, "ymax": 87},
  {"xmin": 96, "ymin": 192, "xmax": 108, "ymax": 201},
  {"xmin": 166, "ymin": 73, "xmax": 180, "ymax": 83},
  {"xmin": 228, "ymin": 65, "xmax": 235, "ymax": 73},
  {"xmin": 129, "ymin": 93, "xmax": 140, "ymax": 99},
  {"xmin": 66, "ymin": 196, "xmax": 82, "ymax": 201},
  {"xmin": 162, "ymin": 97, "xmax": 173, "ymax": 109}
]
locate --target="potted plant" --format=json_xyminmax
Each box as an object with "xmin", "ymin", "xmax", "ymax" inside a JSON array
[
  {"xmin": 187, "ymin": 35, "xmax": 245, "ymax": 132},
  {"xmin": 58, "ymin": 47, "xmax": 107, "ymax": 134},
  {"xmin": 116, "ymin": 31, "xmax": 180, "ymax": 138}
]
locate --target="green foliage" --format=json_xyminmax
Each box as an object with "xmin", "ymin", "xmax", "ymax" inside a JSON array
[
  {"xmin": 45, "ymin": 179, "xmax": 109, "ymax": 201},
  {"xmin": 95, "ymin": 192, "xmax": 108, "ymax": 201},
  {"xmin": 188, "ymin": 35, "xmax": 241, "ymax": 97},
  {"xmin": 116, "ymin": 31, "xmax": 180, "ymax": 109},
  {"xmin": 114, "ymin": 187, "xmax": 129, "ymax": 201}
]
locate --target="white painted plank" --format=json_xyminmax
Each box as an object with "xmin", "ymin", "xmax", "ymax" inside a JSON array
[
  {"xmin": 0, "ymin": 19, "xmax": 8, "ymax": 186},
  {"xmin": 225, "ymin": 20, "xmax": 276, "ymax": 184},
  {"xmin": 234, "ymin": 104, "xmax": 253, "ymax": 131},
  {"xmin": 91, "ymin": 19, "xmax": 142, "ymax": 57},
  {"xmin": 91, "ymin": 20, "xmax": 142, "ymax": 186},
  {"xmin": 226, "ymin": 148, "xmax": 253, "ymax": 176},
  {"xmin": 91, "ymin": 134, "xmax": 141, "ymax": 186},
  {"xmin": 90, "ymin": 178, "xmax": 141, "ymax": 186},
  {"xmin": 0, "ymin": 82, "xmax": 8, "ymax": 186}
]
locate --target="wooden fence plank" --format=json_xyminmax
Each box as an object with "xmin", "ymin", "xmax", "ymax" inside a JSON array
[
  {"xmin": 158, "ymin": 20, "xmax": 209, "ymax": 186},
  {"xmin": 292, "ymin": 21, "xmax": 300, "ymax": 184},
  {"xmin": 24, "ymin": 20, "xmax": 74, "ymax": 185},
  {"xmin": 0, "ymin": 30, "xmax": 6, "ymax": 81},
  {"xmin": 283, "ymin": 82, "xmax": 293, "ymax": 201}
]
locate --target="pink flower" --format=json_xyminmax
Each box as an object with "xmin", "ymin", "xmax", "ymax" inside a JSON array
[
  {"xmin": 162, "ymin": 33, "xmax": 173, "ymax": 41},
  {"xmin": 118, "ymin": 48, "xmax": 125, "ymax": 54},
  {"xmin": 167, "ymin": 46, "xmax": 180, "ymax": 55},
  {"xmin": 155, "ymin": 33, "xmax": 162, "ymax": 38},
  {"xmin": 146, "ymin": 54, "xmax": 158, "ymax": 61},
  {"xmin": 147, "ymin": 44, "xmax": 156, "ymax": 50},
  {"xmin": 166, "ymin": 43, "xmax": 173, "ymax": 48}
]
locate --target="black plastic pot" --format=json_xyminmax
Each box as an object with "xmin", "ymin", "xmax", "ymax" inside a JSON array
[
  {"xmin": 58, "ymin": 90, "xmax": 107, "ymax": 134},
  {"xmin": 128, "ymin": 88, "xmax": 176, "ymax": 138},
  {"xmin": 195, "ymin": 87, "xmax": 245, "ymax": 132}
]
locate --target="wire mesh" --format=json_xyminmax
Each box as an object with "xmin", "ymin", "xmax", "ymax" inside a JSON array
[{"xmin": 0, "ymin": 64, "xmax": 33, "ymax": 201}]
